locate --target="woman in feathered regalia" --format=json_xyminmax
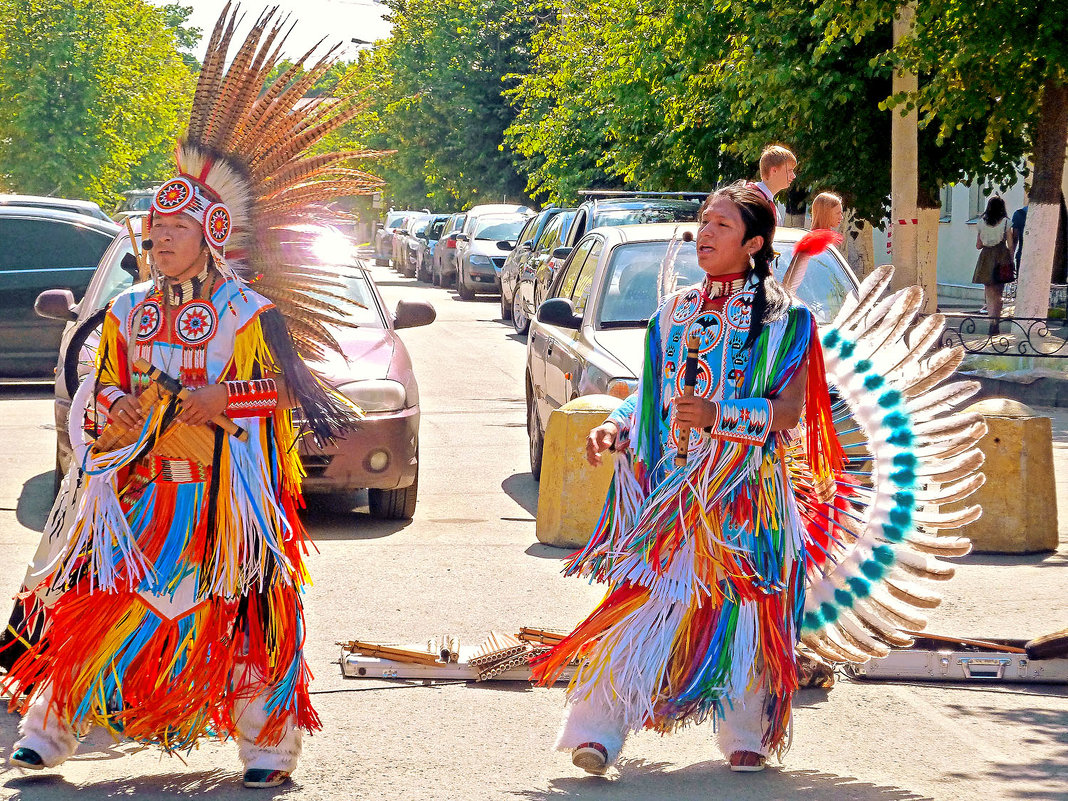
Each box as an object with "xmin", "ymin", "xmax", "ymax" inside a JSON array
[{"xmin": 3, "ymin": 5, "xmax": 384, "ymax": 789}]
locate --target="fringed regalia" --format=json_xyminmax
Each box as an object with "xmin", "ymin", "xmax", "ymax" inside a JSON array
[
  {"xmin": 533, "ymin": 275, "xmax": 840, "ymax": 754},
  {"xmin": 535, "ymin": 263, "xmax": 990, "ymax": 759},
  {"xmin": 2, "ymin": 3, "xmax": 387, "ymax": 768},
  {"xmin": 3, "ymin": 279, "xmax": 327, "ymax": 751}
]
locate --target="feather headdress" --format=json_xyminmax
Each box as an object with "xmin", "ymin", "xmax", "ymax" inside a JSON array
[{"xmin": 150, "ymin": 2, "xmax": 388, "ymax": 362}]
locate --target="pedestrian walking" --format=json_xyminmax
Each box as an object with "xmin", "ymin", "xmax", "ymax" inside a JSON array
[
  {"xmin": 2, "ymin": 6, "xmax": 378, "ymax": 789},
  {"xmin": 752, "ymin": 145, "xmax": 796, "ymax": 224},
  {"xmin": 972, "ymin": 195, "xmax": 1014, "ymax": 334},
  {"xmin": 782, "ymin": 191, "xmax": 844, "ymax": 292}
]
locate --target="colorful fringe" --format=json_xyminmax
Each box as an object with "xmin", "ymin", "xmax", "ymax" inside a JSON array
[{"xmin": 534, "ymin": 302, "xmax": 843, "ymax": 757}]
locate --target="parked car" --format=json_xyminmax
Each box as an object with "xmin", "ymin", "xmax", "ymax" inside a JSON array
[
  {"xmin": 561, "ymin": 192, "xmax": 705, "ymax": 249},
  {"xmin": 432, "ymin": 212, "xmax": 467, "ymax": 287},
  {"xmin": 523, "ymin": 223, "xmax": 859, "ymax": 477},
  {"xmin": 499, "ymin": 208, "xmax": 564, "ymax": 327},
  {"xmin": 0, "ymin": 206, "xmax": 119, "ymax": 377},
  {"xmin": 111, "ymin": 189, "xmax": 157, "ymax": 223},
  {"xmin": 374, "ymin": 209, "xmax": 416, "ymax": 265},
  {"xmin": 455, "ymin": 213, "xmax": 531, "ymax": 301},
  {"xmin": 0, "ymin": 193, "xmax": 112, "ymax": 223},
  {"xmin": 503, "ymin": 208, "xmax": 577, "ymax": 336},
  {"xmin": 412, "ymin": 213, "xmax": 454, "ymax": 282},
  {"xmin": 37, "ymin": 221, "xmax": 436, "ymax": 519},
  {"xmin": 392, "ymin": 212, "xmax": 432, "ymax": 271}
]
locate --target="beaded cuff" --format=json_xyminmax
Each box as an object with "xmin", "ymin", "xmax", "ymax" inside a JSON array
[
  {"xmin": 224, "ymin": 379, "xmax": 278, "ymax": 417},
  {"xmin": 97, "ymin": 385, "xmax": 127, "ymax": 415},
  {"xmin": 705, "ymin": 398, "xmax": 773, "ymax": 445}
]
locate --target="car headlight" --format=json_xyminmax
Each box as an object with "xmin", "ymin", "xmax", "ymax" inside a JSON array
[
  {"xmin": 469, "ymin": 254, "xmax": 493, "ymax": 266},
  {"xmin": 337, "ymin": 379, "xmax": 407, "ymax": 412},
  {"xmin": 606, "ymin": 378, "xmax": 638, "ymax": 400}
]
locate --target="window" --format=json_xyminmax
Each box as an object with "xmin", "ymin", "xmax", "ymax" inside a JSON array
[
  {"xmin": 515, "ymin": 216, "xmax": 538, "ymax": 248},
  {"xmin": 555, "ymin": 239, "xmax": 595, "ymax": 299},
  {"xmin": 570, "ymin": 239, "xmax": 602, "ymax": 315},
  {"xmin": 598, "ymin": 240, "xmax": 703, "ymax": 326},
  {"xmin": 0, "ymin": 219, "xmax": 112, "ymax": 271},
  {"xmin": 939, "ymin": 185, "xmax": 952, "ymax": 223},
  {"xmin": 969, "ymin": 181, "xmax": 994, "ymax": 222}
]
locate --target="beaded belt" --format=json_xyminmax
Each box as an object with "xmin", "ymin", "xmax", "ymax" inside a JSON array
[{"xmin": 133, "ymin": 454, "xmax": 211, "ymax": 484}]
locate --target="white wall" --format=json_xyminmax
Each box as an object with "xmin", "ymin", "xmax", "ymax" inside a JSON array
[{"xmin": 872, "ymin": 178, "xmax": 1028, "ymax": 306}]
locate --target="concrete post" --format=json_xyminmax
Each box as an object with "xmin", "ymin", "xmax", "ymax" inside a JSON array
[
  {"xmin": 890, "ymin": 3, "xmax": 922, "ymax": 298},
  {"xmin": 957, "ymin": 398, "xmax": 1058, "ymax": 553},
  {"xmin": 535, "ymin": 394, "xmax": 621, "ymax": 549}
]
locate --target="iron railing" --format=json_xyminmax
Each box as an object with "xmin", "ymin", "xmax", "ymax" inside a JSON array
[{"xmin": 934, "ymin": 314, "xmax": 1068, "ymax": 358}]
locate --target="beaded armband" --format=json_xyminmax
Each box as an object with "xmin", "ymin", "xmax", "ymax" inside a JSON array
[
  {"xmin": 96, "ymin": 385, "xmax": 127, "ymax": 416},
  {"xmin": 224, "ymin": 379, "xmax": 279, "ymax": 418},
  {"xmin": 704, "ymin": 398, "xmax": 773, "ymax": 445}
]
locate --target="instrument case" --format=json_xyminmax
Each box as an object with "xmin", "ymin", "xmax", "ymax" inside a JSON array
[{"xmin": 845, "ymin": 637, "xmax": 1068, "ymax": 684}]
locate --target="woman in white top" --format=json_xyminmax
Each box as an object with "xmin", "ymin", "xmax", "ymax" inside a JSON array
[{"xmin": 972, "ymin": 195, "xmax": 1012, "ymax": 332}]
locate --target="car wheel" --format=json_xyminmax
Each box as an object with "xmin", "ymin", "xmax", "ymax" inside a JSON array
[
  {"xmin": 417, "ymin": 259, "xmax": 431, "ymax": 283},
  {"xmin": 368, "ymin": 470, "xmax": 418, "ymax": 520},
  {"xmin": 527, "ymin": 387, "xmax": 543, "ymax": 480},
  {"xmin": 512, "ymin": 289, "xmax": 530, "ymax": 335},
  {"xmin": 432, "ymin": 270, "xmax": 441, "ymax": 286},
  {"xmin": 456, "ymin": 272, "xmax": 475, "ymax": 301},
  {"xmin": 500, "ymin": 288, "xmax": 513, "ymax": 321},
  {"xmin": 63, "ymin": 307, "xmax": 108, "ymax": 400}
]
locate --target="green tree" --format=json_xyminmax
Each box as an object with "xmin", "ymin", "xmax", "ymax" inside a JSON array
[{"xmin": 0, "ymin": 0, "xmax": 196, "ymax": 206}]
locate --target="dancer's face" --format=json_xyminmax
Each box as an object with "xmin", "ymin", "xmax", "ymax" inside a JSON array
[
  {"xmin": 696, "ymin": 196, "xmax": 763, "ymax": 277},
  {"xmin": 152, "ymin": 212, "xmax": 208, "ymax": 280}
]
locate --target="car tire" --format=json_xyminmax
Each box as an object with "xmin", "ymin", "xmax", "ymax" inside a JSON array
[
  {"xmin": 417, "ymin": 259, "xmax": 431, "ymax": 283},
  {"xmin": 63, "ymin": 307, "xmax": 108, "ymax": 400},
  {"xmin": 527, "ymin": 386, "xmax": 543, "ymax": 480},
  {"xmin": 456, "ymin": 272, "xmax": 475, "ymax": 301},
  {"xmin": 500, "ymin": 288, "xmax": 513, "ymax": 321},
  {"xmin": 512, "ymin": 289, "xmax": 529, "ymax": 336},
  {"xmin": 432, "ymin": 270, "xmax": 441, "ymax": 286},
  {"xmin": 368, "ymin": 470, "xmax": 418, "ymax": 520}
]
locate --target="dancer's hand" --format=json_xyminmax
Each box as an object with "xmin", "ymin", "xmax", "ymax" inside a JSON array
[
  {"xmin": 178, "ymin": 384, "xmax": 228, "ymax": 426},
  {"xmin": 586, "ymin": 422, "xmax": 618, "ymax": 467},
  {"xmin": 110, "ymin": 394, "xmax": 144, "ymax": 429},
  {"xmin": 674, "ymin": 396, "xmax": 718, "ymax": 430}
]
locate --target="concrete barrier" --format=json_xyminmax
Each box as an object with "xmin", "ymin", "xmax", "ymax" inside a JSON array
[
  {"xmin": 959, "ymin": 398, "xmax": 1058, "ymax": 553},
  {"xmin": 536, "ymin": 394, "xmax": 622, "ymax": 549}
]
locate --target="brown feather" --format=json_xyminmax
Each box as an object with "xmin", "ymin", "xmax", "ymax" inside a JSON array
[{"xmin": 187, "ymin": 2, "xmax": 236, "ymax": 139}]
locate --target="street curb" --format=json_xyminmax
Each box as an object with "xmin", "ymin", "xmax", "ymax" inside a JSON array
[{"xmin": 965, "ymin": 371, "xmax": 1068, "ymax": 408}]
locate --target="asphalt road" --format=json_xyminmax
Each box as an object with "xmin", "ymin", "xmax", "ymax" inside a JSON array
[{"xmin": 0, "ymin": 261, "xmax": 1063, "ymax": 799}]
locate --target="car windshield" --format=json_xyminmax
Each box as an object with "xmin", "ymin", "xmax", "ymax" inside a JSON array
[
  {"xmin": 592, "ymin": 201, "xmax": 699, "ymax": 228},
  {"xmin": 770, "ymin": 242, "xmax": 856, "ymax": 324},
  {"xmin": 598, "ymin": 241, "xmax": 704, "ymax": 327},
  {"xmin": 386, "ymin": 212, "xmax": 407, "ymax": 228},
  {"xmin": 128, "ymin": 195, "xmax": 153, "ymax": 212},
  {"xmin": 597, "ymin": 237, "xmax": 856, "ymax": 328},
  {"xmin": 305, "ymin": 269, "xmax": 385, "ymax": 328},
  {"xmin": 474, "ymin": 217, "xmax": 526, "ymax": 241}
]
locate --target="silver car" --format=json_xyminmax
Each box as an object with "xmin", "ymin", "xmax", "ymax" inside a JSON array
[
  {"xmin": 454, "ymin": 212, "xmax": 532, "ymax": 300},
  {"xmin": 524, "ymin": 223, "xmax": 860, "ymax": 477}
]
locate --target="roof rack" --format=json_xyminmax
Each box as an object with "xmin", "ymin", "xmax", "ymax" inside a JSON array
[{"xmin": 577, "ymin": 190, "xmax": 709, "ymax": 199}]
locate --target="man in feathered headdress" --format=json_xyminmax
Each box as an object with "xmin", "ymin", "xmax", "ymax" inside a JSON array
[{"xmin": 2, "ymin": 5, "xmax": 384, "ymax": 789}]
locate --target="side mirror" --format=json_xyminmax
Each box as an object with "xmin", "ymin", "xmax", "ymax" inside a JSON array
[
  {"xmin": 394, "ymin": 299, "xmax": 436, "ymax": 330},
  {"xmin": 35, "ymin": 289, "xmax": 77, "ymax": 322},
  {"xmin": 496, "ymin": 240, "xmax": 515, "ymax": 251},
  {"xmin": 537, "ymin": 297, "xmax": 581, "ymax": 330},
  {"xmin": 520, "ymin": 239, "xmax": 534, "ymax": 251},
  {"xmin": 454, "ymin": 233, "xmax": 470, "ymax": 243},
  {"xmin": 551, "ymin": 246, "xmax": 573, "ymax": 260}
]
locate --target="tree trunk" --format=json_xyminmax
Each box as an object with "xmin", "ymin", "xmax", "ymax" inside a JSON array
[
  {"xmin": 890, "ymin": 3, "xmax": 920, "ymax": 298},
  {"xmin": 1016, "ymin": 78, "xmax": 1068, "ymax": 319},
  {"xmin": 916, "ymin": 205, "xmax": 940, "ymax": 311}
]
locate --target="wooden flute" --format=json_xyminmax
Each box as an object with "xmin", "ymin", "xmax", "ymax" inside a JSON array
[{"xmin": 674, "ymin": 332, "xmax": 702, "ymax": 466}]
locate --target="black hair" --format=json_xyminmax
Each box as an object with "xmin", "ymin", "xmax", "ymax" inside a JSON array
[
  {"xmin": 702, "ymin": 181, "xmax": 791, "ymax": 348},
  {"xmin": 982, "ymin": 195, "xmax": 1008, "ymax": 226}
]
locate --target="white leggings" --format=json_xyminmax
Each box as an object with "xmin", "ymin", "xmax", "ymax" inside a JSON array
[
  {"xmin": 15, "ymin": 683, "xmax": 302, "ymax": 772},
  {"xmin": 555, "ymin": 682, "xmax": 772, "ymax": 765}
]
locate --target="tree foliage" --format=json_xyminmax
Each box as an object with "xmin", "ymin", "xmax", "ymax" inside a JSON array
[
  {"xmin": 0, "ymin": 0, "xmax": 196, "ymax": 206},
  {"xmin": 346, "ymin": 0, "xmax": 541, "ymax": 209}
]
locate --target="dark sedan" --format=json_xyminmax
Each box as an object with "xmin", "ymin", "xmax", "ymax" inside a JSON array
[{"xmin": 0, "ymin": 206, "xmax": 118, "ymax": 377}]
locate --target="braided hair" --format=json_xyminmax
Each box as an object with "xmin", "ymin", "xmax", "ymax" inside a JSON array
[{"xmin": 700, "ymin": 181, "xmax": 791, "ymax": 349}]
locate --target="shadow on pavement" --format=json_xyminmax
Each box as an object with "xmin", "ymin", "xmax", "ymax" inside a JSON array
[
  {"xmin": 17, "ymin": 471, "xmax": 54, "ymax": 534},
  {"xmin": 0, "ymin": 384, "xmax": 52, "ymax": 401},
  {"xmin": 524, "ymin": 542, "xmax": 570, "ymax": 560},
  {"xmin": 1, "ymin": 767, "xmax": 292, "ymax": 799},
  {"xmin": 959, "ymin": 549, "xmax": 1068, "ymax": 568},
  {"xmin": 301, "ymin": 494, "xmax": 413, "ymax": 540},
  {"xmin": 502, "ymin": 473, "xmax": 538, "ymax": 517},
  {"xmin": 941, "ymin": 701, "xmax": 1068, "ymax": 800},
  {"xmin": 516, "ymin": 762, "xmax": 933, "ymax": 800}
]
